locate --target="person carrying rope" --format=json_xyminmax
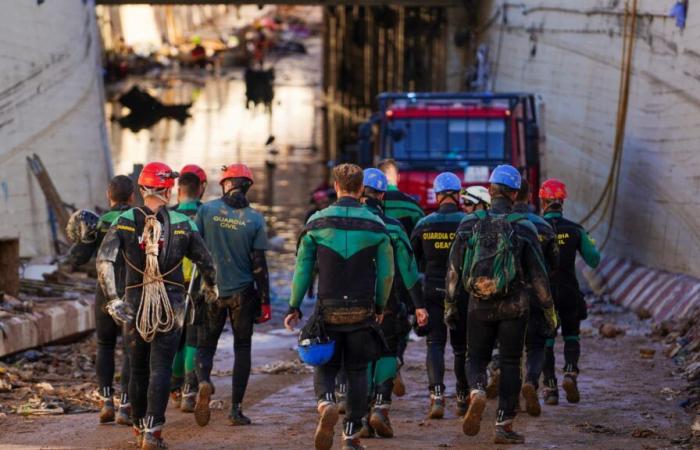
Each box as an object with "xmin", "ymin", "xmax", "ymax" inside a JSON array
[{"xmin": 97, "ymin": 162, "xmax": 218, "ymax": 450}]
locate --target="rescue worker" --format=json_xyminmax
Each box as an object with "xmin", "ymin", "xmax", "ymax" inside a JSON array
[
  {"xmin": 169, "ymin": 170, "xmax": 205, "ymax": 413},
  {"xmin": 97, "ymin": 162, "xmax": 218, "ymax": 450},
  {"xmin": 194, "ymin": 164, "xmax": 272, "ymax": 427},
  {"xmin": 540, "ymin": 178, "xmax": 600, "ymax": 405},
  {"xmin": 360, "ymin": 168, "xmax": 428, "ymax": 438},
  {"xmin": 284, "ymin": 163, "xmax": 394, "ymax": 450},
  {"xmin": 446, "ymin": 165, "xmax": 557, "ymax": 444},
  {"xmin": 67, "ymin": 175, "xmax": 135, "ymax": 425},
  {"xmin": 410, "ymin": 172, "xmax": 468, "ymax": 419},
  {"xmin": 461, "ymin": 185, "xmax": 491, "ymax": 213},
  {"xmin": 180, "ymin": 164, "xmax": 208, "ymax": 198},
  {"xmin": 378, "ymin": 158, "xmax": 424, "ymax": 397},
  {"xmin": 512, "ymin": 180, "xmax": 559, "ymax": 417}
]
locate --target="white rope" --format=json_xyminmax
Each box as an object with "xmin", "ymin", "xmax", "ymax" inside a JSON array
[{"xmin": 135, "ymin": 212, "xmax": 176, "ymax": 342}]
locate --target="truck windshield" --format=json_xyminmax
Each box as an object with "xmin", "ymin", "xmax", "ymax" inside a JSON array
[{"xmin": 386, "ymin": 118, "xmax": 507, "ymax": 164}]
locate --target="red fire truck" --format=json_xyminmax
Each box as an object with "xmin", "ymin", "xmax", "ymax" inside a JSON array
[{"xmin": 358, "ymin": 92, "xmax": 542, "ymax": 210}]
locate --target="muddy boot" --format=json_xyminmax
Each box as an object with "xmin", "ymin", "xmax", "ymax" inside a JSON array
[
  {"xmin": 169, "ymin": 391, "xmax": 182, "ymax": 410},
  {"xmin": 229, "ymin": 403, "xmax": 252, "ymax": 426},
  {"xmin": 462, "ymin": 390, "xmax": 487, "ymax": 436},
  {"xmin": 494, "ymin": 420, "xmax": 525, "ymax": 444},
  {"xmin": 428, "ymin": 385, "xmax": 445, "ymax": 419},
  {"xmin": 336, "ymin": 385, "xmax": 347, "ymax": 415},
  {"xmin": 486, "ymin": 368, "xmax": 500, "ymax": 399},
  {"xmin": 180, "ymin": 393, "xmax": 195, "ymax": 414},
  {"xmin": 521, "ymin": 383, "xmax": 541, "ymax": 417},
  {"xmin": 194, "ymin": 381, "xmax": 214, "ymax": 427},
  {"xmin": 359, "ymin": 416, "xmax": 375, "ymax": 438},
  {"xmin": 562, "ymin": 372, "xmax": 580, "ymax": 404},
  {"xmin": 116, "ymin": 403, "xmax": 132, "ymax": 426},
  {"xmin": 455, "ymin": 392, "xmax": 470, "ymax": 417},
  {"xmin": 543, "ymin": 378, "xmax": 559, "ymax": 406},
  {"xmin": 369, "ymin": 402, "xmax": 393, "ymax": 438},
  {"xmin": 132, "ymin": 419, "xmax": 145, "ymax": 448},
  {"xmin": 99, "ymin": 396, "xmax": 115, "ymax": 424},
  {"xmin": 314, "ymin": 400, "xmax": 339, "ymax": 450},
  {"xmin": 392, "ymin": 370, "xmax": 406, "ymax": 397},
  {"xmin": 142, "ymin": 424, "xmax": 168, "ymax": 450},
  {"xmin": 342, "ymin": 424, "xmax": 366, "ymax": 450}
]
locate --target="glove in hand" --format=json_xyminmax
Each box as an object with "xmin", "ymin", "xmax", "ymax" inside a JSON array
[
  {"xmin": 105, "ymin": 298, "xmax": 134, "ymax": 326},
  {"xmin": 202, "ymin": 283, "xmax": 219, "ymax": 304}
]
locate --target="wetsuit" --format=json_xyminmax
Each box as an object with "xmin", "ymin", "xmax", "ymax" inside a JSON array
[
  {"xmin": 97, "ymin": 206, "xmax": 216, "ymax": 432},
  {"xmin": 194, "ymin": 193, "xmax": 270, "ymax": 413},
  {"xmin": 512, "ymin": 203, "xmax": 559, "ymax": 389},
  {"xmin": 169, "ymin": 200, "xmax": 202, "ymax": 399},
  {"xmin": 69, "ymin": 204, "xmax": 131, "ymax": 404},
  {"xmin": 411, "ymin": 202, "xmax": 467, "ymax": 399},
  {"xmin": 364, "ymin": 197, "xmax": 424, "ymax": 408},
  {"xmin": 289, "ymin": 196, "xmax": 394, "ymax": 437},
  {"xmin": 446, "ymin": 198, "xmax": 554, "ymax": 422},
  {"xmin": 542, "ymin": 209, "xmax": 600, "ymax": 384}
]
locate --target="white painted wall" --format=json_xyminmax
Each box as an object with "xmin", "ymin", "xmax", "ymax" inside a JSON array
[
  {"xmin": 0, "ymin": 0, "xmax": 111, "ymax": 258},
  {"xmin": 479, "ymin": 0, "xmax": 700, "ymax": 278}
]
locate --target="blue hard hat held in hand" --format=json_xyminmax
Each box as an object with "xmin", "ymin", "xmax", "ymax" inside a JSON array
[
  {"xmin": 363, "ymin": 168, "xmax": 388, "ymax": 192},
  {"xmin": 433, "ymin": 172, "xmax": 462, "ymax": 193},
  {"xmin": 489, "ymin": 165, "xmax": 522, "ymax": 190},
  {"xmin": 298, "ymin": 337, "xmax": 336, "ymax": 366}
]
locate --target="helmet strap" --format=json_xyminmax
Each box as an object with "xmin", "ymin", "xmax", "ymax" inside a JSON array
[{"xmin": 438, "ymin": 192, "xmax": 460, "ymax": 206}]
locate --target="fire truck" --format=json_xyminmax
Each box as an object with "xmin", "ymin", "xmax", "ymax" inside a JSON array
[{"xmin": 358, "ymin": 92, "xmax": 542, "ymax": 210}]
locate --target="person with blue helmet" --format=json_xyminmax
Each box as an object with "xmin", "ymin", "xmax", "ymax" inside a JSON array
[
  {"xmin": 357, "ymin": 168, "xmax": 428, "ymax": 439},
  {"xmin": 410, "ymin": 171, "xmax": 469, "ymax": 419},
  {"xmin": 445, "ymin": 165, "xmax": 558, "ymax": 444}
]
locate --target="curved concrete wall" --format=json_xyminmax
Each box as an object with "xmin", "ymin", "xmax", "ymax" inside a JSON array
[
  {"xmin": 478, "ymin": 0, "xmax": 700, "ymax": 279},
  {"xmin": 0, "ymin": 0, "xmax": 111, "ymax": 257}
]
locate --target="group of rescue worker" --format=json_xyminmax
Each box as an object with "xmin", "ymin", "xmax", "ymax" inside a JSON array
[{"xmin": 66, "ymin": 156, "xmax": 599, "ymax": 450}]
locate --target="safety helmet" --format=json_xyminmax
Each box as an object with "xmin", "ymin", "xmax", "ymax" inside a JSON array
[
  {"xmin": 433, "ymin": 172, "xmax": 462, "ymax": 194},
  {"xmin": 489, "ymin": 165, "xmax": 521, "ymax": 190},
  {"xmin": 138, "ymin": 162, "xmax": 178, "ymax": 189},
  {"xmin": 297, "ymin": 338, "xmax": 336, "ymax": 366},
  {"xmin": 220, "ymin": 164, "xmax": 254, "ymax": 185},
  {"xmin": 539, "ymin": 178, "xmax": 568, "ymax": 200},
  {"xmin": 363, "ymin": 168, "xmax": 388, "ymax": 192},
  {"xmin": 180, "ymin": 164, "xmax": 207, "ymax": 184},
  {"xmin": 461, "ymin": 185, "xmax": 491, "ymax": 206}
]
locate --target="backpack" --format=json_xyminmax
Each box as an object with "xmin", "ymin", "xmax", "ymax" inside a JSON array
[{"xmin": 461, "ymin": 210, "xmax": 525, "ymax": 301}]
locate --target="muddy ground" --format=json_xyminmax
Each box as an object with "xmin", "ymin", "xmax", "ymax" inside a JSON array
[{"xmin": 0, "ymin": 311, "xmax": 695, "ymax": 450}]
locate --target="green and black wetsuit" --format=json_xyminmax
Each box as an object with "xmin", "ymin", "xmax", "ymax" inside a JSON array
[
  {"xmin": 384, "ymin": 185, "xmax": 424, "ymax": 237},
  {"xmin": 289, "ymin": 196, "xmax": 394, "ymax": 436}
]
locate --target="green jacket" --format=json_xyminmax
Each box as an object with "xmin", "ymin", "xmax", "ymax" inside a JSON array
[{"xmin": 384, "ymin": 185, "xmax": 425, "ymax": 237}]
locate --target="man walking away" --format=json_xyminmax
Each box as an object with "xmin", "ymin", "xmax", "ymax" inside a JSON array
[
  {"xmin": 446, "ymin": 165, "xmax": 557, "ymax": 444},
  {"xmin": 194, "ymin": 164, "xmax": 272, "ymax": 427},
  {"xmin": 97, "ymin": 162, "xmax": 218, "ymax": 450},
  {"xmin": 539, "ymin": 178, "xmax": 600, "ymax": 405},
  {"xmin": 284, "ymin": 163, "xmax": 394, "ymax": 450},
  {"xmin": 68, "ymin": 175, "xmax": 135, "ymax": 425}
]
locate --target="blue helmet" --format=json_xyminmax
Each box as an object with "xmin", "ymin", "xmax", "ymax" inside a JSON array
[
  {"xmin": 489, "ymin": 165, "xmax": 521, "ymax": 190},
  {"xmin": 433, "ymin": 172, "xmax": 462, "ymax": 193},
  {"xmin": 363, "ymin": 168, "xmax": 388, "ymax": 192},
  {"xmin": 297, "ymin": 338, "xmax": 336, "ymax": 366}
]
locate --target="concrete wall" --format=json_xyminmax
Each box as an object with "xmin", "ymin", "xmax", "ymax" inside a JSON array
[
  {"xmin": 478, "ymin": 0, "xmax": 700, "ymax": 278},
  {"xmin": 0, "ymin": 1, "xmax": 111, "ymax": 258}
]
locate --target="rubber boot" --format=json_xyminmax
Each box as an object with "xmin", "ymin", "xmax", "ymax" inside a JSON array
[
  {"xmin": 229, "ymin": 403, "xmax": 252, "ymax": 426},
  {"xmin": 116, "ymin": 402, "xmax": 132, "ymax": 426},
  {"xmin": 369, "ymin": 403, "xmax": 393, "ymax": 438},
  {"xmin": 562, "ymin": 372, "xmax": 580, "ymax": 404},
  {"xmin": 486, "ymin": 368, "xmax": 500, "ymax": 399},
  {"xmin": 428, "ymin": 386, "xmax": 445, "ymax": 419},
  {"xmin": 99, "ymin": 396, "xmax": 115, "ymax": 424},
  {"xmin": 133, "ymin": 419, "xmax": 145, "ymax": 448},
  {"xmin": 392, "ymin": 370, "xmax": 406, "ymax": 397},
  {"xmin": 314, "ymin": 400, "xmax": 339, "ymax": 450},
  {"xmin": 521, "ymin": 383, "xmax": 541, "ymax": 417},
  {"xmin": 455, "ymin": 392, "xmax": 469, "ymax": 417},
  {"xmin": 194, "ymin": 381, "xmax": 214, "ymax": 427},
  {"xmin": 342, "ymin": 424, "xmax": 366, "ymax": 450},
  {"xmin": 142, "ymin": 424, "xmax": 168, "ymax": 450},
  {"xmin": 462, "ymin": 390, "xmax": 487, "ymax": 436},
  {"xmin": 494, "ymin": 420, "xmax": 525, "ymax": 444}
]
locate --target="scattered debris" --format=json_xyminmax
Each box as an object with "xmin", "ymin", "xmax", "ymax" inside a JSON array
[
  {"xmin": 599, "ymin": 323, "xmax": 625, "ymax": 338},
  {"xmin": 639, "ymin": 348, "xmax": 656, "ymax": 359},
  {"xmin": 252, "ymin": 360, "xmax": 312, "ymax": 375},
  {"xmin": 117, "ymin": 86, "xmax": 192, "ymax": 132},
  {"xmin": 575, "ymin": 422, "xmax": 620, "ymax": 435},
  {"xmin": 631, "ymin": 427, "xmax": 661, "ymax": 439},
  {"xmin": 636, "ymin": 307, "xmax": 653, "ymax": 320}
]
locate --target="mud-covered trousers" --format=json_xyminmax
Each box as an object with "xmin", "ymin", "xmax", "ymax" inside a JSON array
[
  {"xmin": 525, "ymin": 307, "xmax": 548, "ymax": 388},
  {"xmin": 196, "ymin": 290, "xmax": 256, "ymax": 405},
  {"xmin": 314, "ymin": 327, "xmax": 377, "ymax": 432},
  {"xmin": 96, "ymin": 295, "xmax": 130, "ymax": 398},
  {"xmin": 467, "ymin": 314, "xmax": 527, "ymax": 421},
  {"xmin": 126, "ymin": 324, "xmax": 182, "ymax": 426}
]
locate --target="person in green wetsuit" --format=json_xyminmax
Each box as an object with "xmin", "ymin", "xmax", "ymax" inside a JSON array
[
  {"xmin": 359, "ymin": 168, "xmax": 429, "ymax": 439},
  {"xmin": 169, "ymin": 171, "xmax": 204, "ymax": 413},
  {"xmin": 68, "ymin": 175, "xmax": 135, "ymax": 426},
  {"xmin": 284, "ymin": 164, "xmax": 394, "ymax": 450},
  {"xmin": 539, "ymin": 178, "xmax": 600, "ymax": 406}
]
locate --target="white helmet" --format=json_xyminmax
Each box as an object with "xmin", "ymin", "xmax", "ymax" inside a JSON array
[{"xmin": 461, "ymin": 186, "xmax": 491, "ymax": 206}]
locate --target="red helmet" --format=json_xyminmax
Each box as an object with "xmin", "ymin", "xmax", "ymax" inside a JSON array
[
  {"xmin": 180, "ymin": 164, "xmax": 207, "ymax": 184},
  {"xmin": 138, "ymin": 162, "xmax": 178, "ymax": 188},
  {"xmin": 539, "ymin": 178, "xmax": 568, "ymax": 200},
  {"xmin": 220, "ymin": 164, "xmax": 254, "ymax": 185}
]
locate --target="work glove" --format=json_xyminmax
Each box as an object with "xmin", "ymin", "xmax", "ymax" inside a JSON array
[
  {"xmin": 255, "ymin": 303, "xmax": 272, "ymax": 324},
  {"xmin": 105, "ymin": 298, "xmax": 135, "ymax": 326},
  {"xmin": 202, "ymin": 282, "xmax": 219, "ymax": 305},
  {"xmin": 444, "ymin": 303, "xmax": 459, "ymax": 330},
  {"xmin": 544, "ymin": 306, "xmax": 559, "ymax": 333}
]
